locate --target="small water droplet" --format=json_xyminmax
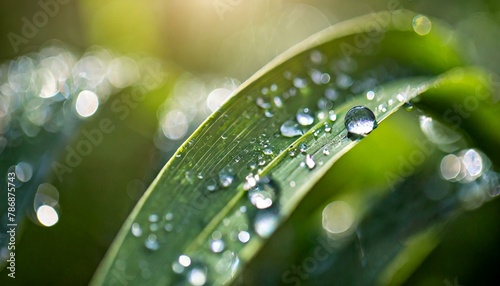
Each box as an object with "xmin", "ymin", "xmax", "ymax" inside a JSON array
[
  {"xmin": 254, "ymin": 209, "xmax": 279, "ymax": 238},
  {"xmin": 305, "ymin": 154, "xmax": 316, "ymax": 169},
  {"xmin": 290, "ymin": 181, "xmax": 296, "ymax": 187},
  {"xmin": 289, "ymin": 148, "xmax": 297, "ymax": 157},
  {"xmin": 150, "ymin": 223, "xmax": 159, "ymax": 232},
  {"xmin": 244, "ymin": 173, "xmax": 258, "ymax": 190},
  {"xmin": 131, "ymin": 222, "xmax": 142, "ymax": 237},
  {"xmin": 323, "ymin": 148, "xmax": 330, "ymax": 156},
  {"xmin": 317, "ymin": 98, "xmax": 333, "ymax": 110},
  {"xmin": 377, "ymin": 103, "xmax": 387, "ymax": 113},
  {"xmin": 413, "ymin": 15, "xmax": 432, "ymax": 36},
  {"xmin": 210, "ymin": 239, "xmax": 225, "ymax": 253},
  {"xmin": 328, "ymin": 110, "xmax": 337, "ymax": 121},
  {"xmin": 188, "ymin": 266, "xmax": 207, "ymax": 286},
  {"xmin": 206, "ymin": 178, "xmax": 218, "ymax": 192},
  {"xmin": 280, "ymin": 120, "xmax": 303, "ymax": 138},
  {"xmin": 299, "ymin": 143, "xmax": 308, "ymax": 153},
  {"xmin": 248, "ymin": 176, "xmax": 279, "ymax": 209},
  {"xmin": 219, "ymin": 166, "xmax": 235, "ymax": 188},
  {"xmin": 256, "ymin": 97, "xmax": 270, "ymax": 109},
  {"xmin": 325, "ymin": 88, "xmax": 338, "ymax": 101},
  {"xmin": 313, "ymin": 129, "xmax": 321, "ymax": 138},
  {"xmin": 293, "ymin": 77, "xmax": 308, "ymax": 89},
  {"xmin": 263, "ymin": 148, "xmax": 273, "ymax": 155},
  {"xmin": 197, "ymin": 173, "xmax": 204, "ymax": 179},
  {"xmin": 164, "ymin": 223, "xmax": 173, "ymax": 232},
  {"xmin": 344, "ymin": 106, "xmax": 377, "ymax": 137},
  {"xmin": 296, "ymin": 108, "xmax": 315, "ymax": 126},
  {"xmin": 366, "ymin": 91, "xmax": 375, "ymax": 100},
  {"xmin": 144, "ymin": 234, "xmax": 159, "ymax": 251},
  {"xmin": 324, "ymin": 122, "xmax": 332, "ymax": 133},
  {"xmin": 165, "ymin": 212, "xmax": 174, "ymax": 221},
  {"xmin": 264, "ymin": 109, "xmax": 275, "ymax": 118},
  {"xmin": 237, "ymin": 231, "xmax": 250, "ymax": 243},
  {"xmin": 261, "ymin": 87, "xmax": 269, "ymax": 95},
  {"xmin": 148, "ymin": 214, "xmax": 158, "ymax": 223},
  {"xmin": 270, "ymin": 84, "xmax": 278, "ymax": 92},
  {"xmin": 179, "ymin": 255, "xmax": 192, "ymax": 267},
  {"xmin": 273, "ymin": 96, "xmax": 283, "ymax": 108},
  {"xmin": 404, "ymin": 102, "xmax": 414, "ymax": 111}
]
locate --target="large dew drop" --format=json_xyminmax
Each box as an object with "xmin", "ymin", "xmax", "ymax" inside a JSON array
[
  {"xmin": 344, "ymin": 106, "xmax": 377, "ymax": 136},
  {"xmin": 280, "ymin": 120, "xmax": 303, "ymax": 138},
  {"xmin": 296, "ymin": 108, "xmax": 315, "ymax": 126},
  {"xmin": 248, "ymin": 177, "xmax": 279, "ymax": 209}
]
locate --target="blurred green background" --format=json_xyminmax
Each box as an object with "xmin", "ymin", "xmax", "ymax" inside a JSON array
[{"xmin": 0, "ymin": 0, "xmax": 499, "ymax": 285}]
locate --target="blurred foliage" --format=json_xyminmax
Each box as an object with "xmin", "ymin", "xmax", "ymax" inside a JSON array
[{"xmin": 0, "ymin": 0, "xmax": 499, "ymax": 285}]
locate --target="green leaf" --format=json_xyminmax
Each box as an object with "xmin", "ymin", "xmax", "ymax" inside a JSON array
[{"xmin": 91, "ymin": 11, "xmax": 474, "ymax": 285}]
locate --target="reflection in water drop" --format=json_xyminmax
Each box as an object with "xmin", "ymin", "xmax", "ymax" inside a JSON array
[
  {"xmin": 210, "ymin": 239, "xmax": 225, "ymax": 253},
  {"xmin": 75, "ymin": 90, "xmax": 99, "ymax": 117},
  {"xmin": 344, "ymin": 106, "xmax": 377, "ymax": 136},
  {"xmin": 322, "ymin": 201, "xmax": 355, "ymax": 235},
  {"xmin": 36, "ymin": 205, "xmax": 59, "ymax": 227}
]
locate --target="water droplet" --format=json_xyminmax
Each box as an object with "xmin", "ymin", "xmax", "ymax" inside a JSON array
[
  {"xmin": 313, "ymin": 129, "xmax": 321, "ymax": 138},
  {"xmin": 299, "ymin": 143, "xmax": 308, "ymax": 153},
  {"xmin": 377, "ymin": 103, "xmax": 387, "ymax": 113},
  {"xmin": 273, "ymin": 96, "xmax": 283, "ymax": 108},
  {"xmin": 148, "ymin": 214, "xmax": 158, "ymax": 223},
  {"xmin": 131, "ymin": 222, "xmax": 142, "ymax": 237},
  {"xmin": 210, "ymin": 239, "xmax": 225, "ymax": 253},
  {"xmin": 263, "ymin": 148, "xmax": 273, "ymax": 155},
  {"xmin": 290, "ymin": 181, "xmax": 296, "ymax": 187},
  {"xmin": 323, "ymin": 148, "xmax": 330, "ymax": 156},
  {"xmin": 305, "ymin": 154, "xmax": 316, "ymax": 169},
  {"xmin": 325, "ymin": 88, "xmax": 338, "ymax": 101},
  {"xmin": 264, "ymin": 109, "xmax": 275, "ymax": 118},
  {"xmin": 197, "ymin": 173, "xmax": 204, "ymax": 179},
  {"xmin": 280, "ymin": 120, "xmax": 303, "ymax": 138},
  {"xmin": 144, "ymin": 234, "xmax": 159, "ymax": 251},
  {"xmin": 328, "ymin": 110, "xmax": 337, "ymax": 122},
  {"xmin": 344, "ymin": 106, "xmax": 377, "ymax": 136},
  {"xmin": 254, "ymin": 209, "xmax": 279, "ymax": 238},
  {"xmin": 293, "ymin": 77, "xmax": 308, "ymax": 89},
  {"xmin": 324, "ymin": 122, "xmax": 332, "ymax": 133},
  {"xmin": 164, "ymin": 223, "xmax": 173, "ymax": 232},
  {"xmin": 179, "ymin": 255, "xmax": 192, "ymax": 267},
  {"xmin": 219, "ymin": 166, "xmax": 235, "ymax": 188},
  {"xmin": 413, "ymin": 15, "xmax": 432, "ymax": 36},
  {"xmin": 462, "ymin": 149, "xmax": 483, "ymax": 177},
  {"xmin": 317, "ymin": 98, "xmax": 333, "ymax": 110},
  {"xmin": 366, "ymin": 91, "xmax": 375, "ymax": 100},
  {"xmin": 150, "ymin": 223, "xmax": 159, "ymax": 232},
  {"xmin": 296, "ymin": 108, "xmax": 315, "ymax": 126},
  {"xmin": 206, "ymin": 178, "xmax": 218, "ymax": 192},
  {"xmin": 248, "ymin": 177, "xmax": 279, "ymax": 209},
  {"xmin": 244, "ymin": 173, "xmax": 258, "ymax": 190},
  {"xmin": 289, "ymin": 148, "xmax": 297, "ymax": 157},
  {"xmin": 237, "ymin": 231, "xmax": 250, "ymax": 243},
  {"xmin": 188, "ymin": 266, "xmax": 207, "ymax": 286},
  {"xmin": 402, "ymin": 101, "xmax": 413, "ymax": 111},
  {"xmin": 256, "ymin": 97, "xmax": 270, "ymax": 109},
  {"xmin": 165, "ymin": 212, "xmax": 174, "ymax": 221}
]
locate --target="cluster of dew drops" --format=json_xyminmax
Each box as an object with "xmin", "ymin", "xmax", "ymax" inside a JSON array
[{"xmin": 127, "ymin": 48, "xmax": 397, "ymax": 285}]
